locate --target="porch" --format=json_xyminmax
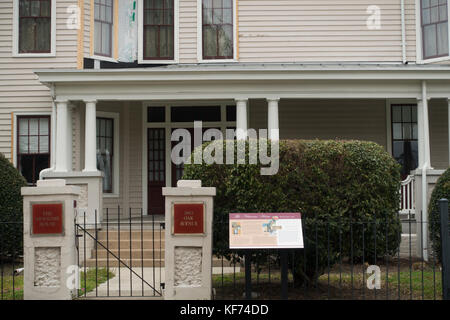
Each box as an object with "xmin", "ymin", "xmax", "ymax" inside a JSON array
[{"xmin": 35, "ymin": 64, "xmax": 450, "ymax": 257}]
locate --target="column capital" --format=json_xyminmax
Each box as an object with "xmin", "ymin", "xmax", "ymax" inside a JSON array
[
  {"xmin": 84, "ymin": 99, "xmax": 98, "ymax": 104},
  {"xmin": 266, "ymin": 97, "xmax": 280, "ymax": 102},
  {"xmin": 234, "ymin": 98, "xmax": 248, "ymax": 103},
  {"xmin": 54, "ymin": 98, "xmax": 69, "ymax": 104},
  {"xmin": 416, "ymin": 97, "xmax": 431, "ymax": 102}
]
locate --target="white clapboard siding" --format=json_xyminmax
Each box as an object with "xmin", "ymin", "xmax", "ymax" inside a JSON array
[
  {"xmin": 0, "ymin": 0, "xmax": 78, "ymax": 160},
  {"xmin": 238, "ymin": 0, "xmax": 417, "ymax": 63}
]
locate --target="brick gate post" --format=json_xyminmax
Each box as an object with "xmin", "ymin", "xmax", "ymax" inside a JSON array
[
  {"xmin": 21, "ymin": 179, "xmax": 80, "ymax": 300},
  {"xmin": 162, "ymin": 180, "xmax": 216, "ymax": 300}
]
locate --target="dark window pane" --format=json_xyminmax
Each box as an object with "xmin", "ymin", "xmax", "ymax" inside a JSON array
[
  {"xmin": 148, "ymin": 107, "xmax": 166, "ymax": 122},
  {"xmin": 36, "ymin": 18, "xmax": 51, "ymax": 51},
  {"xmin": 18, "ymin": 0, "xmax": 51, "ymax": 53},
  {"xmin": 171, "ymin": 106, "xmax": 221, "ymax": 122},
  {"xmin": 35, "ymin": 155, "xmax": 50, "ymax": 181},
  {"xmin": 96, "ymin": 117, "xmax": 114, "ymax": 193},
  {"xmin": 19, "ymin": 155, "xmax": 34, "ymax": 184},
  {"xmin": 226, "ymin": 105, "xmax": 236, "ymax": 121},
  {"xmin": 144, "ymin": 0, "xmax": 174, "ymax": 59}
]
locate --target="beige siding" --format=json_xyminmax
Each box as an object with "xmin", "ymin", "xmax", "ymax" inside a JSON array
[
  {"xmin": 179, "ymin": 0, "xmax": 198, "ymax": 63},
  {"xmin": 250, "ymin": 99, "xmax": 388, "ymax": 148},
  {"xmin": 429, "ymin": 100, "xmax": 449, "ymax": 170},
  {"xmin": 238, "ymin": 0, "xmax": 417, "ymax": 63},
  {"xmin": 0, "ymin": 0, "xmax": 78, "ymax": 160}
]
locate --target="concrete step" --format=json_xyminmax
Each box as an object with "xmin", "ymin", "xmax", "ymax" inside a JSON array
[
  {"xmin": 96, "ymin": 230, "xmax": 165, "ymax": 241},
  {"xmin": 83, "ymin": 259, "xmax": 165, "ymax": 268},
  {"xmin": 91, "ymin": 249, "xmax": 165, "ymax": 260},
  {"xmin": 95, "ymin": 239, "xmax": 165, "ymax": 250}
]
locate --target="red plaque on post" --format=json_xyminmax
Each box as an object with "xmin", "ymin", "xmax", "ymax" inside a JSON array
[
  {"xmin": 172, "ymin": 203, "xmax": 205, "ymax": 235},
  {"xmin": 32, "ymin": 203, "xmax": 63, "ymax": 235}
]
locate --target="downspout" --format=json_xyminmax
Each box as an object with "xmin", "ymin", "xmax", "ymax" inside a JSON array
[
  {"xmin": 401, "ymin": 0, "xmax": 407, "ymax": 64},
  {"xmin": 39, "ymin": 84, "xmax": 56, "ymax": 180}
]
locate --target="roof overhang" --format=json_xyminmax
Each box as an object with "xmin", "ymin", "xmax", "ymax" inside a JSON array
[{"xmin": 34, "ymin": 64, "xmax": 450, "ymax": 101}]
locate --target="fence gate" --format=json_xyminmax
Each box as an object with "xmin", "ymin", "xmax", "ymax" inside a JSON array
[{"xmin": 75, "ymin": 208, "xmax": 164, "ymax": 298}]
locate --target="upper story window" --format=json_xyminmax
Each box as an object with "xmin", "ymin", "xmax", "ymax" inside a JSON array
[
  {"xmin": 202, "ymin": 0, "xmax": 234, "ymax": 60},
  {"xmin": 18, "ymin": 0, "xmax": 51, "ymax": 53},
  {"xmin": 421, "ymin": 0, "xmax": 449, "ymax": 60},
  {"xmin": 143, "ymin": 0, "xmax": 174, "ymax": 60},
  {"xmin": 94, "ymin": 0, "xmax": 114, "ymax": 57}
]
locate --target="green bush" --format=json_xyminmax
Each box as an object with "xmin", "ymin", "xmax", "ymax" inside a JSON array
[
  {"xmin": 0, "ymin": 152, "xmax": 27, "ymax": 258},
  {"xmin": 428, "ymin": 167, "xmax": 450, "ymax": 263},
  {"xmin": 183, "ymin": 139, "xmax": 402, "ymax": 285}
]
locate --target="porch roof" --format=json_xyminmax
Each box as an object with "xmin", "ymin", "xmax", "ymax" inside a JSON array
[{"xmin": 35, "ymin": 63, "xmax": 450, "ymax": 101}]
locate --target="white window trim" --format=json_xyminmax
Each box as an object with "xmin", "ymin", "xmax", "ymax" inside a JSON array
[
  {"xmin": 97, "ymin": 111, "xmax": 120, "ymax": 198},
  {"xmin": 416, "ymin": 0, "xmax": 450, "ymax": 64},
  {"xmin": 12, "ymin": 111, "xmax": 53, "ymax": 168},
  {"xmin": 196, "ymin": 0, "xmax": 238, "ymax": 63},
  {"xmin": 141, "ymin": 102, "xmax": 236, "ymax": 215},
  {"xmin": 137, "ymin": 0, "xmax": 179, "ymax": 64},
  {"xmin": 12, "ymin": 0, "xmax": 56, "ymax": 57}
]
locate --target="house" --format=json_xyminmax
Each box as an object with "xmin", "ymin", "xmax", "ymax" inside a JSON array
[{"xmin": 1, "ymin": 0, "xmax": 449, "ymax": 257}]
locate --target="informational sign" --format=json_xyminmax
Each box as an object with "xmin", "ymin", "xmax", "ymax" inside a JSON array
[
  {"xmin": 229, "ymin": 213, "xmax": 303, "ymax": 249},
  {"xmin": 32, "ymin": 203, "xmax": 63, "ymax": 235},
  {"xmin": 172, "ymin": 203, "xmax": 205, "ymax": 235}
]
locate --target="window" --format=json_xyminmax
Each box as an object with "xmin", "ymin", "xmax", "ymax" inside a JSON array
[
  {"xmin": 143, "ymin": 0, "xmax": 174, "ymax": 60},
  {"xmin": 18, "ymin": 0, "xmax": 51, "ymax": 53},
  {"xmin": 96, "ymin": 117, "xmax": 114, "ymax": 193},
  {"xmin": 94, "ymin": 0, "xmax": 114, "ymax": 57},
  {"xmin": 147, "ymin": 106, "xmax": 166, "ymax": 122},
  {"xmin": 391, "ymin": 105, "xmax": 418, "ymax": 179},
  {"xmin": 170, "ymin": 106, "xmax": 221, "ymax": 122},
  {"xmin": 202, "ymin": 0, "xmax": 233, "ymax": 60},
  {"xmin": 421, "ymin": 0, "xmax": 449, "ymax": 59},
  {"xmin": 17, "ymin": 116, "xmax": 50, "ymax": 185}
]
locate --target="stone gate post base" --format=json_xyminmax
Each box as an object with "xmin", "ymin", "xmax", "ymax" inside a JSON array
[{"xmin": 163, "ymin": 180, "xmax": 216, "ymax": 300}]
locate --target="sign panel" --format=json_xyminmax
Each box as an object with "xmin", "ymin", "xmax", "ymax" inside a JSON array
[
  {"xmin": 173, "ymin": 203, "xmax": 205, "ymax": 235},
  {"xmin": 229, "ymin": 213, "xmax": 303, "ymax": 249},
  {"xmin": 32, "ymin": 203, "xmax": 63, "ymax": 235}
]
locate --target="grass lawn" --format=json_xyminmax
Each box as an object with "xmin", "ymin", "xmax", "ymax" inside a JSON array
[
  {"xmin": 0, "ymin": 268, "xmax": 115, "ymax": 300},
  {"xmin": 213, "ymin": 264, "xmax": 443, "ymax": 300}
]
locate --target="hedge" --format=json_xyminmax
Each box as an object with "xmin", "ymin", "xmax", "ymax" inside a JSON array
[
  {"xmin": 428, "ymin": 167, "xmax": 450, "ymax": 263},
  {"xmin": 0, "ymin": 152, "xmax": 27, "ymax": 258},
  {"xmin": 183, "ymin": 139, "xmax": 402, "ymax": 285}
]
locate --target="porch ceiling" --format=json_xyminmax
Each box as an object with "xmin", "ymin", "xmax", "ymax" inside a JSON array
[{"xmin": 35, "ymin": 64, "xmax": 450, "ymax": 101}]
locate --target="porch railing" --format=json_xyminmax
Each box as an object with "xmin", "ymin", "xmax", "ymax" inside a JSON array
[{"xmin": 400, "ymin": 175, "xmax": 415, "ymax": 218}]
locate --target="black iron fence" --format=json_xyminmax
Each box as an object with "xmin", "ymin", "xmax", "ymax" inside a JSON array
[
  {"xmin": 212, "ymin": 202, "xmax": 450, "ymax": 300},
  {"xmin": 0, "ymin": 221, "xmax": 23, "ymax": 300},
  {"xmin": 75, "ymin": 207, "xmax": 165, "ymax": 298}
]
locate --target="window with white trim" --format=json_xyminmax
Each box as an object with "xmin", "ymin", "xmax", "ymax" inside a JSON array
[
  {"xmin": 17, "ymin": 115, "xmax": 51, "ymax": 185},
  {"xmin": 201, "ymin": 0, "xmax": 234, "ymax": 60},
  {"xmin": 18, "ymin": 0, "xmax": 52, "ymax": 53},
  {"xmin": 421, "ymin": 0, "xmax": 449, "ymax": 60},
  {"xmin": 96, "ymin": 117, "xmax": 114, "ymax": 193},
  {"xmin": 94, "ymin": 0, "xmax": 114, "ymax": 57}
]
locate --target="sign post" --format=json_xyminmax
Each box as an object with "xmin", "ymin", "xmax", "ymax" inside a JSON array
[{"xmin": 229, "ymin": 213, "xmax": 303, "ymax": 299}]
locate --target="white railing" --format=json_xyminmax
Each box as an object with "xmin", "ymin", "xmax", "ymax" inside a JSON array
[{"xmin": 399, "ymin": 175, "xmax": 415, "ymax": 218}]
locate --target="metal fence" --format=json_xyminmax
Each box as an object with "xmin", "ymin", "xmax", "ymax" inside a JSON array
[
  {"xmin": 75, "ymin": 207, "xmax": 165, "ymax": 299},
  {"xmin": 0, "ymin": 221, "xmax": 23, "ymax": 300},
  {"xmin": 212, "ymin": 203, "xmax": 450, "ymax": 300}
]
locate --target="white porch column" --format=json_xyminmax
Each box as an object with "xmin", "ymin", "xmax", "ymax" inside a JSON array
[
  {"xmin": 417, "ymin": 81, "xmax": 432, "ymax": 169},
  {"xmin": 55, "ymin": 100, "xmax": 69, "ymax": 172},
  {"xmin": 84, "ymin": 100, "xmax": 98, "ymax": 172},
  {"xmin": 235, "ymin": 98, "xmax": 248, "ymax": 140},
  {"xmin": 267, "ymin": 98, "xmax": 280, "ymax": 141},
  {"xmin": 448, "ymin": 98, "xmax": 450, "ymax": 165},
  {"xmin": 66, "ymin": 104, "xmax": 74, "ymax": 171}
]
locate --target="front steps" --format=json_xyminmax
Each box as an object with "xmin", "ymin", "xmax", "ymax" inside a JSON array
[{"xmin": 81, "ymin": 229, "xmax": 235, "ymax": 268}]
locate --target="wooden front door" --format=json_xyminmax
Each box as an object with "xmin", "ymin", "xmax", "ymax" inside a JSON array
[{"xmin": 147, "ymin": 128, "xmax": 166, "ymax": 215}]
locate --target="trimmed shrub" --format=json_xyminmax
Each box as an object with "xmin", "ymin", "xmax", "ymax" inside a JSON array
[
  {"xmin": 428, "ymin": 167, "xmax": 450, "ymax": 263},
  {"xmin": 183, "ymin": 139, "xmax": 402, "ymax": 285},
  {"xmin": 0, "ymin": 152, "xmax": 27, "ymax": 258}
]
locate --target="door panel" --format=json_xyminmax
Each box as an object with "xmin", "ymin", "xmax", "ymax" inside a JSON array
[{"xmin": 147, "ymin": 128, "xmax": 165, "ymax": 215}]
